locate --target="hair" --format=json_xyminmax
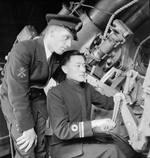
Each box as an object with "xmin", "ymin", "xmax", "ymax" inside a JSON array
[
  {"xmin": 60, "ymin": 50, "xmax": 85, "ymax": 66},
  {"xmin": 41, "ymin": 25, "xmax": 73, "ymax": 37},
  {"xmin": 52, "ymin": 50, "xmax": 85, "ymax": 83}
]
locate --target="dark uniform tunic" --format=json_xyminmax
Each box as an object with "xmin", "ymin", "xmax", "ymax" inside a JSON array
[
  {"xmin": 47, "ymin": 79, "xmax": 127, "ymax": 158},
  {"xmin": 0, "ymin": 37, "xmax": 60, "ymax": 158}
]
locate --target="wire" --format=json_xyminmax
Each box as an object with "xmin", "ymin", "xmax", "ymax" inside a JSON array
[
  {"xmin": 80, "ymin": 3, "xmax": 113, "ymax": 15},
  {"xmin": 133, "ymin": 35, "xmax": 150, "ymax": 69},
  {"xmin": 103, "ymin": 0, "xmax": 138, "ymax": 39},
  {"xmin": 73, "ymin": 2, "xmax": 113, "ymax": 15},
  {"xmin": 70, "ymin": 0, "xmax": 85, "ymax": 15}
]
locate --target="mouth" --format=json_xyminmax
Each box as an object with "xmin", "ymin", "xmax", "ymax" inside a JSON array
[
  {"xmin": 60, "ymin": 48, "xmax": 66, "ymax": 53},
  {"xmin": 57, "ymin": 48, "xmax": 66, "ymax": 54},
  {"xmin": 63, "ymin": 48, "xmax": 68, "ymax": 51},
  {"xmin": 80, "ymin": 75, "xmax": 86, "ymax": 82},
  {"xmin": 80, "ymin": 74, "xmax": 86, "ymax": 78}
]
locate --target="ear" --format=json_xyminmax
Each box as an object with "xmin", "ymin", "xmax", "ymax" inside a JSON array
[
  {"xmin": 49, "ymin": 29, "xmax": 55, "ymax": 37},
  {"xmin": 47, "ymin": 26, "xmax": 55, "ymax": 37},
  {"xmin": 61, "ymin": 65, "xmax": 67, "ymax": 74}
]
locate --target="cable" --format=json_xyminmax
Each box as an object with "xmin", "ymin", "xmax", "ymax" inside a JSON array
[
  {"xmin": 79, "ymin": 3, "xmax": 113, "ymax": 15},
  {"xmin": 103, "ymin": 0, "xmax": 138, "ymax": 39},
  {"xmin": 133, "ymin": 35, "xmax": 150, "ymax": 69},
  {"xmin": 70, "ymin": 0, "xmax": 85, "ymax": 15}
]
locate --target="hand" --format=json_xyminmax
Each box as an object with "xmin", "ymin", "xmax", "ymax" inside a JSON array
[
  {"xmin": 113, "ymin": 92, "xmax": 125, "ymax": 105},
  {"xmin": 16, "ymin": 128, "xmax": 37, "ymax": 152},
  {"xmin": 91, "ymin": 118, "xmax": 116, "ymax": 132},
  {"xmin": 143, "ymin": 86, "xmax": 150, "ymax": 95}
]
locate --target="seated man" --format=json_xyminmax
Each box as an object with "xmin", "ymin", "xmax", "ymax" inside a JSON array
[{"xmin": 47, "ymin": 50, "xmax": 128, "ymax": 158}]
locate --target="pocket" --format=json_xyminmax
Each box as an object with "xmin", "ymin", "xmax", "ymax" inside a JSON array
[{"xmin": 31, "ymin": 98, "xmax": 48, "ymax": 120}]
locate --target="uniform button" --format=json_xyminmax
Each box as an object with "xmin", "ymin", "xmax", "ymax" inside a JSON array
[
  {"xmin": 16, "ymin": 124, "xmax": 19, "ymax": 127},
  {"xmin": 16, "ymin": 124, "xmax": 20, "ymax": 132},
  {"xmin": 13, "ymin": 108, "xmax": 16, "ymax": 112}
]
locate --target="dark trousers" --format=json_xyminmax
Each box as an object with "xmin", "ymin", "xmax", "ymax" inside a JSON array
[
  {"xmin": 1, "ymin": 94, "xmax": 47, "ymax": 158},
  {"xmin": 9, "ymin": 111, "xmax": 46, "ymax": 158},
  {"xmin": 50, "ymin": 143, "xmax": 127, "ymax": 158},
  {"xmin": 1, "ymin": 88, "xmax": 47, "ymax": 158},
  {"xmin": 76, "ymin": 143, "xmax": 126, "ymax": 158}
]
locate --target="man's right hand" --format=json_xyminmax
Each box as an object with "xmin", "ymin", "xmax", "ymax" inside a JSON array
[
  {"xmin": 91, "ymin": 118, "xmax": 116, "ymax": 132},
  {"xmin": 16, "ymin": 128, "xmax": 37, "ymax": 153}
]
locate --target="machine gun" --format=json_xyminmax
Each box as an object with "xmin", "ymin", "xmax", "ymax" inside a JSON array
[
  {"xmin": 64, "ymin": 0, "xmax": 150, "ymax": 156},
  {"xmin": 99, "ymin": 35, "xmax": 150, "ymax": 157},
  {"xmin": 0, "ymin": 0, "xmax": 149, "ymax": 157},
  {"xmin": 118, "ymin": 36, "xmax": 150, "ymax": 156}
]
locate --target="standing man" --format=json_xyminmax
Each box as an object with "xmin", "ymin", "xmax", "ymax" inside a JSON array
[
  {"xmin": 0, "ymin": 14, "xmax": 82, "ymax": 158},
  {"xmin": 47, "ymin": 50, "xmax": 132, "ymax": 158}
]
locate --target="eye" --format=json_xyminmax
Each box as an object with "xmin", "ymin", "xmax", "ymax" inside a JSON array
[
  {"xmin": 76, "ymin": 64, "xmax": 86, "ymax": 68},
  {"xmin": 76, "ymin": 64, "xmax": 81, "ymax": 68},
  {"xmin": 63, "ymin": 36, "xmax": 70, "ymax": 41}
]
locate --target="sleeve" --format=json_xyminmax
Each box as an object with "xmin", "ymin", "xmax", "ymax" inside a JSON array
[
  {"xmin": 89, "ymin": 84, "xmax": 114, "ymax": 110},
  {"xmin": 7, "ymin": 42, "xmax": 34, "ymax": 131},
  {"xmin": 47, "ymin": 88, "xmax": 93, "ymax": 141}
]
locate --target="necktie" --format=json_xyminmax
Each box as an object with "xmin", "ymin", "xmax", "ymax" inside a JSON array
[
  {"xmin": 48, "ymin": 53, "xmax": 66, "ymax": 83},
  {"xmin": 48, "ymin": 53, "xmax": 57, "ymax": 77}
]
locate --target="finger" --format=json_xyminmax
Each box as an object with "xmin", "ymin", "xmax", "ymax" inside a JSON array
[
  {"xmin": 144, "ymin": 88, "xmax": 150, "ymax": 94},
  {"xmin": 24, "ymin": 140, "xmax": 34, "ymax": 152},
  {"xmin": 110, "ymin": 122, "xmax": 116, "ymax": 127},
  {"xmin": 105, "ymin": 126, "xmax": 114, "ymax": 131},
  {"xmin": 105, "ymin": 118, "xmax": 112, "ymax": 122},
  {"xmin": 114, "ymin": 96, "xmax": 121, "ymax": 102},
  {"xmin": 19, "ymin": 140, "xmax": 29, "ymax": 150},
  {"xmin": 109, "ymin": 120, "xmax": 116, "ymax": 125},
  {"xmin": 109, "ymin": 125, "xmax": 115, "ymax": 130},
  {"xmin": 105, "ymin": 122, "xmax": 116, "ymax": 129},
  {"xmin": 16, "ymin": 135, "xmax": 26, "ymax": 142},
  {"xmin": 34, "ymin": 138, "xmax": 37, "ymax": 146},
  {"xmin": 128, "ymin": 140, "xmax": 131, "ymax": 145},
  {"xmin": 104, "ymin": 125, "xmax": 109, "ymax": 131},
  {"xmin": 105, "ymin": 119, "xmax": 114, "ymax": 125},
  {"xmin": 17, "ymin": 138, "xmax": 28, "ymax": 145}
]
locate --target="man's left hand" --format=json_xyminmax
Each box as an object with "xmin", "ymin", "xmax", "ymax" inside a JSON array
[
  {"xmin": 113, "ymin": 92, "xmax": 125, "ymax": 105},
  {"xmin": 16, "ymin": 128, "xmax": 37, "ymax": 153}
]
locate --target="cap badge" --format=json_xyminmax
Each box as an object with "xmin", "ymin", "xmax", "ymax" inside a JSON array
[{"xmin": 71, "ymin": 124, "xmax": 78, "ymax": 132}]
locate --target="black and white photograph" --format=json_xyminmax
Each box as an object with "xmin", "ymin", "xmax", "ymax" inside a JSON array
[{"xmin": 0, "ymin": 0, "xmax": 150, "ymax": 158}]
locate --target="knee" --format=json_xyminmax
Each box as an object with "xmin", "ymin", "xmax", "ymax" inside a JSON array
[{"xmin": 106, "ymin": 144, "xmax": 126, "ymax": 158}]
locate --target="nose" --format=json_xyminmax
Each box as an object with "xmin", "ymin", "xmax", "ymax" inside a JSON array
[
  {"xmin": 80, "ymin": 65, "xmax": 86, "ymax": 73},
  {"xmin": 66, "ymin": 39, "xmax": 72, "ymax": 47}
]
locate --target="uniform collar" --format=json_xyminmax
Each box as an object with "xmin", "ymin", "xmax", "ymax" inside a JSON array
[
  {"xmin": 65, "ymin": 78, "xmax": 86, "ymax": 90},
  {"xmin": 33, "ymin": 37, "xmax": 46, "ymax": 61}
]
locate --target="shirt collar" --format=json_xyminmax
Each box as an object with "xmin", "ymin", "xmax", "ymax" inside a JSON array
[{"xmin": 43, "ymin": 39, "xmax": 53, "ymax": 60}]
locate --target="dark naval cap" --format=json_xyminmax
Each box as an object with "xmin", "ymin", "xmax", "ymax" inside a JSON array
[{"xmin": 46, "ymin": 14, "xmax": 82, "ymax": 40}]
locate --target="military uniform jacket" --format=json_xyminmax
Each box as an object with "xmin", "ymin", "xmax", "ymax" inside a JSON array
[
  {"xmin": 47, "ymin": 79, "xmax": 114, "ymax": 158},
  {"xmin": 0, "ymin": 37, "xmax": 60, "ymax": 132}
]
